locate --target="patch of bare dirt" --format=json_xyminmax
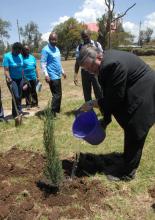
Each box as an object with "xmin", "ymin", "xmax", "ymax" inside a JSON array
[{"xmin": 0, "ymin": 147, "xmax": 111, "ymax": 219}]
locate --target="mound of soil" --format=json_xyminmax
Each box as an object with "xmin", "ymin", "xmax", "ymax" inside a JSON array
[{"xmin": 0, "ymin": 147, "xmax": 111, "ymax": 219}]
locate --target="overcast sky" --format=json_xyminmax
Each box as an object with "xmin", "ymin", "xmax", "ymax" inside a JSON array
[{"xmin": 1, "ymin": 0, "xmax": 155, "ymax": 43}]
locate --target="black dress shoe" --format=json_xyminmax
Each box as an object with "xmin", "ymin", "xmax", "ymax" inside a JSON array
[
  {"xmin": 106, "ymin": 173, "xmax": 135, "ymax": 182},
  {"xmin": 106, "ymin": 174, "xmax": 121, "ymax": 181}
]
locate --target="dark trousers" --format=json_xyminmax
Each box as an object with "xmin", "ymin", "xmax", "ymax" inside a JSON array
[
  {"xmin": 49, "ymin": 79, "xmax": 62, "ymax": 113},
  {"xmin": 24, "ymin": 80, "xmax": 38, "ymax": 106},
  {"xmin": 122, "ymin": 130, "xmax": 148, "ymax": 176},
  {"xmin": 7, "ymin": 79, "xmax": 22, "ymax": 117},
  {"xmin": 81, "ymin": 69, "xmax": 103, "ymax": 102},
  {"xmin": 0, "ymin": 87, "xmax": 4, "ymax": 118}
]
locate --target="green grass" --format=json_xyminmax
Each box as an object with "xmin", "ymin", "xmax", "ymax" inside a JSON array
[{"xmin": 0, "ymin": 57, "xmax": 155, "ymax": 219}]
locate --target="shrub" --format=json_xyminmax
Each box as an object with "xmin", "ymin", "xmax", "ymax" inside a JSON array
[{"xmin": 43, "ymin": 105, "xmax": 63, "ymax": 187}]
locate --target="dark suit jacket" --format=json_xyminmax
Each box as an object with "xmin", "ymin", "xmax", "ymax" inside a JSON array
[{"xmin": 98, "ymin": 49, "xmax": 155, "ymax": 139}]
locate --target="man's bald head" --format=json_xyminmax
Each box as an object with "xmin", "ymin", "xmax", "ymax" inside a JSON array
[{"xmin": 49, "ymin": 32, "xmax": 58, "ymax": 47}]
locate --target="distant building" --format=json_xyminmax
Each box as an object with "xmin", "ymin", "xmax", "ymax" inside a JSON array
[
  {"xmin": 87, "ymin": 17, "xmax": 122, "ymax": 33},
  {"xmin": 86, "ymin": 23, "xmax": 99, "ymax": 32}
]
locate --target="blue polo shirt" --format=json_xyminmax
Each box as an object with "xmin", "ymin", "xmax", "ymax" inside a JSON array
[
  {"xmin": 3, "ymin": 52, "xmax": 23, "ymax": 79},
  {"xmin": 23, "ymin": 54, "xmax": 37, "ymax": 80},
  {"xmin": 41, "ymin": 44, "xmax": 63, "ymax": 80}
]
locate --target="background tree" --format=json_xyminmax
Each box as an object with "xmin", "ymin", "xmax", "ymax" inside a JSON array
[
  {"xmin": 97, "ymin": 14, "xmax": 108, "ymax": 49},
  {"xmin": 20, "ymin": 21, "xmax": 42, "ymax": 51},
  {"xmin": 98, "ymin": 0, "xmax": 136, "ymax": 49},
  {"xmin": 97, "ymin": 12, "xmax": 134, "ymax": 49},
  {"xmin": 145, "ymin": 27, "xmax": 153, "ymax": 43},
  {"xmin": 0, "ymin": 18, "xmax": 11, "ymax": 54},
  {"xmin": 53, "ymin": 17, "xmax": 86, "ymax": 60},
  {"xmin": 138, "ymin": 27, "xmax": 153, "ymax": 46}
]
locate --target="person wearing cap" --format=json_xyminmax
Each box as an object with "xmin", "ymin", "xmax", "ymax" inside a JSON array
[
  {"xmin": 78, "ymin": 45, "xmax": 155, "ymax": 181},
  {"xmin": 41, "ymin": 32, "xmax": 66, "ymax": 118},
  {"xmin": 3, "ymin": 42, "xmax": 23, "ymax": 118},
  {"xmin": 22, "ymin": 45, "xmax": 40, "ymax": 109},
  {"xmin": 74, "ymin": 29, "xmax": 103, "ymax": 102}
]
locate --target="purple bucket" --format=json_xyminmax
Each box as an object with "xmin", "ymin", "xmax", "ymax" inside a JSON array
[{"xmin": 72, "ymin": 110, "xmax": 105, "ymax": 145}]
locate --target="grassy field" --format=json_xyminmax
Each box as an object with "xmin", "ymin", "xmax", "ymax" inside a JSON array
[{"xmin": 0, "ymin": 56, "xmax": 155, "ymax": 219}]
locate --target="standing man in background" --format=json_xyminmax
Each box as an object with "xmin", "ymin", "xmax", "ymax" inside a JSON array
[
  {"xmin": 74, "ymin": 29, "xmax": 103, "ymax": 102},
  {"xmin": 41, "ymin": 32, "xmax": 66, "ymax": 118},
  {"xmin": 3, "ymin": 42, "xmax": 23, "ymax": 118}
]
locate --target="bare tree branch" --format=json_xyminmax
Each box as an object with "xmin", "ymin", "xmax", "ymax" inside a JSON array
[
  {"xmin": 111, "ymin": 0, "xmax": 115, "ymax": 13},
  {"xmin": 105, "ymin": 0, "xmax": 109, "ymax": 7},
  {"xmin": 112, "ymin": 3, "xmax": 136, "ymax": 22}
]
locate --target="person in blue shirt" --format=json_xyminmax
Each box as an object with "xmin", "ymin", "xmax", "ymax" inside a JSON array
[
  {"xmin": 22, "ymin": 45, "xmax": 40, "ymax": 109},
  {"xmin": 3, "ymin": 42, "xmax": 23, "ymax": 118},
  {"xmin": 41, "ymin": 32, "xmax": 66, "ymax": 117}
]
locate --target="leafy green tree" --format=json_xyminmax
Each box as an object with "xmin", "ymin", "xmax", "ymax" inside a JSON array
[
  {"xmin": 0, "ymin": 18, "xmax": 11, "ymax": 54},
  {"xmin": 97, "ymin": 14, "xmax": 108, "ymax": 49},
  {"xmin": 98, "ymin": 0, "xmax": 135, "ymax": 49},
  {"xmin": 144, "ymin": 27, "xmax": 153, "ymax": 43},
  {"xmin": 53, "ymin": 17, "xmax": 86, "ymax": 60},
  {"xmin": 20, "ymin": 21, "xmax": 42, "ymax": 51},
  {"xmin": 139, "ymin": 28, "xmax": 153, "ymax": 46},
  {"xmin": 97, "ymin": 11, "xmax": 134, "ymax": 48}
]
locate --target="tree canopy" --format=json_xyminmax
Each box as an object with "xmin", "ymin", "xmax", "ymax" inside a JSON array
[
  {"xmin": 53, "ymin": 17, "xmax": 86, "ymax": 60},
  {"xmin": 19, "ymin": 21, "xmax": 42, "ymax": 51}
]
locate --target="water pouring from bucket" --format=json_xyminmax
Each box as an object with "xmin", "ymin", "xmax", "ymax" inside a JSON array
[{"xmin": 72, "ymin": 109, "xmax": 106, "ymax": 145}]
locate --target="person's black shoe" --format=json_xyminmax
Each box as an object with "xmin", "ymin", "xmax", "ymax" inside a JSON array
[
  {"xmin": 106, "ymin": 174, "xmax": 121, "ymax": 181},
  {"xmin": 106, "ymin": 173, "xmax": 135, "ymax": 182},
  {"xmin": 106, "ymin": 174, "xmax": 135, "ymax": 182}
]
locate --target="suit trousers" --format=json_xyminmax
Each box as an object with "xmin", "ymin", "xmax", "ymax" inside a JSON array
[
  {"xmin": 49, "ymin": 79, "xmax": 62, "ymax": 113},
  {"xmin": 81, "ymin": 69, "xmax": 102, "ymax": 102},
  {"xmin": 123, "ymin": 130, "xmax": 148, "ymax": 176}
]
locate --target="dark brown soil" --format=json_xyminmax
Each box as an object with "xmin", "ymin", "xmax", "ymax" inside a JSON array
[{"xmin": 0, "ymin": 147, "xmax": 112, "ymax": 219}]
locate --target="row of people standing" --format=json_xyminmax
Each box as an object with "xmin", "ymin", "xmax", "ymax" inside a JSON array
[
  {"xmin": 40, "ymin": 30, "xmax": 101, "ymax": 119},
  {"xmin": 1, "ymin": 42, "xmax": 39, "ymax": 119},
  {"xmin": 1, "ymin": 30, "xmax": 100, "ymax": 120}
]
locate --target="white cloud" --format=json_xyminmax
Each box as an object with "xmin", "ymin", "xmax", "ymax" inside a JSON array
[
  {"xmin": 123, "ymin": 21, "xmax": 139, "ymax": 41},
  {"xmin": 50, "ymin": 16, "xmax": 70, "ymax": 30},
  {"xmin": 123, "ymin": 11, "xmax": 155, "ymax": 42},
  {"xmin": 41, "ymin": 1, "xmax": 155, "ymax": 43},
  {"xmin": 41, "ymin": 32, "xmax": 50, "ymax": 42},
  {"xmin": 41, "ymin": 16, "xmax": 69, "ymax": 41},
  {"xmin": 74, "ymin": 0, "xmax": 106, "ymax": 23},
  {"xmin": 41, "ymin": 0, "xmax": 106, "ymax": 40},
  {"xmin": 143, "ymin": 12, "xmax": 155, "ymax": 33}
]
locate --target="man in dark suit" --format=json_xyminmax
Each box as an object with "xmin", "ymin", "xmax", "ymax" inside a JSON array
[
  {"xmin": 78, "ymin": 46, "xmax": 155, "ymax": 181},
  {"xmin": 74, "ymin": 30, "xmax": 103, "ymax": 101}
]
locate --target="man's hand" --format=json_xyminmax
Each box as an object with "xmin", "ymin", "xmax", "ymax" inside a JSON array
[
  {"xmin": 80, "ymin": 100, "xmax": 98, "ymax": 112},
  {"xmin": 6, "ymin": 76, "xmax": 12, "ymax": 83},
  {"xmin": 45, "ymin": 75, "xmax": 50, "ymax": 83},
  {"xmin": 37, "ymin": 76, "xmax": 40, "ymax": 81},
  {"xmin": 74, "ymin": 73, "xmax": 78, "ymax": 86},
  {"xmin": 62, "ymin": 73, "xmax": 66, "ymax": 79}
]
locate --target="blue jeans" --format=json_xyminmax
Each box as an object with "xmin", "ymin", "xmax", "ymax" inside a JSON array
[
  {"xmin": 0, "ymin": 86, "xmax": 4, "ymax": 118},
  {"xmin": 7, "ymin": 79, "xmax": 23, "ymax": 117}
]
